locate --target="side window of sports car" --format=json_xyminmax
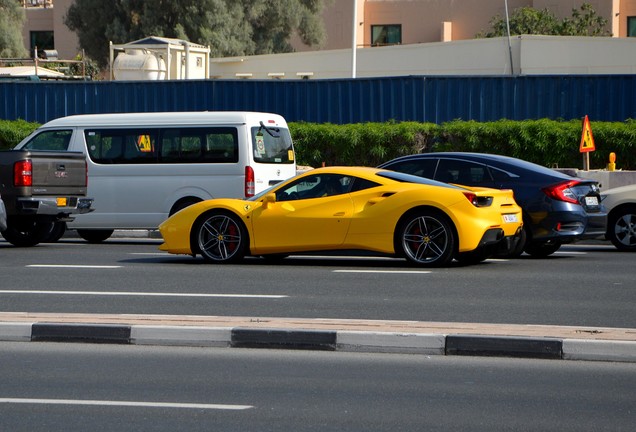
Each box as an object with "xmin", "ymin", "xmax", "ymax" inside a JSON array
[
  {"xmin": 276, "ymin": 175, "xmax": 355, "ymax": 201},
  {"xmin": 349, "ymin": 177, "xmax": 381, "ymax": 192}
]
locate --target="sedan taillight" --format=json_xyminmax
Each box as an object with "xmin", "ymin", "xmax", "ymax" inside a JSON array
[{"xmin": 542, "ymin": 180, "xmax": 581, "ymax": 204}]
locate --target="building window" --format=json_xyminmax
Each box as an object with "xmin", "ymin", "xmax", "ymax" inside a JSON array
[
  {"xmin": 629, "ymin": 17, "xmax": 636, "ymax": 37},
  {"xmin": 30, "ymin": 31, "xmax": 54, "ymax": 57},
  {"xmin": 371, "ymin": 24, "xmax": 401, "ymax": 46}
]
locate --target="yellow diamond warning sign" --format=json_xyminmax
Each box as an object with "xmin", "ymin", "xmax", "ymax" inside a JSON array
[{"xmin": 579, "ymin": 115, "xmax": 596, "ymax": 153}]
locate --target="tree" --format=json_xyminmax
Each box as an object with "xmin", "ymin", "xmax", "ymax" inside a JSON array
[
  {"xmin": 0, "ymin": 0, "xmax": 28, "ymax": 58},
  {"xmin": 65, "ymin": 0, "xmax": 331, "ymax": 68},
  {"xmin": 478, "ymin": 2, "xmax": 611, "ymax": 38}
]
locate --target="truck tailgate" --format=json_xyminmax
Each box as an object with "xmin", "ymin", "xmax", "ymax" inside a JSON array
[{"xmin": 30, "ymin": 151, "xmax": 87, "ymax": 196}]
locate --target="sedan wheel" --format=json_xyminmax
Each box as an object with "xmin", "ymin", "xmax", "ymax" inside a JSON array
[
  {"xmin": 608, "ymin": 205, "xmax": 636, "ymax": 251},
  {"xmin": 397, "ymin": 210, "xmax": 455, "ymax": 267},
  {"xmin": 523, "ymin": 239, "xmax": 561, "ymax": 257},
  {"xmin": 195, "ymin": 212, "xmax": 247, "ymax": 263}
]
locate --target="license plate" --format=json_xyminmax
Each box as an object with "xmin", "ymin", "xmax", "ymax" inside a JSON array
[
  {"xmin": 56, "ymin": 197, "xmax": 67, "ymax": 207},
  {"xmin": 585, "ymin": 196, "xmax": 599, "ymax": 206},
  {"xmin": 503, "ymin": 214, "xmax": 519, "ymax": 223}
]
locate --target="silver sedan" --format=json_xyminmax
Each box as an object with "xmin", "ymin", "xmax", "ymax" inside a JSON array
[
  {"xmin": 602, "ymin": 184, "xmax": 636, "ymax": 251},
  {"xmin": 0, "ymin": 194, "xmax": 6, "ymax": 232}
]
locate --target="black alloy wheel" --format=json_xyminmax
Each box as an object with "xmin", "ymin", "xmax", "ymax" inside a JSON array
[
  {"xmin": 396, "ymin": 209, "xmax": 456, "ymax": 267},
  {"xmin": 195, "ymin": 211, "xmax": 247, "ymax": 263}
]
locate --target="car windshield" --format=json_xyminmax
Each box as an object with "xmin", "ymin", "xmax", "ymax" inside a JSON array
[
  {"xmin": 377, "ymin": 170, "xmax": 465, "ymax": 189},
  {"xmin": 248, "ymin": 183, "xmax": 279, "ymax": 202}
]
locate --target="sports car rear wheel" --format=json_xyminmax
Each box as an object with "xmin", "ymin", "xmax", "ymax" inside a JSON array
[
  {"xmin": 195, "ymin": 211, "xmax": 247, "ymax": 263},
  {"xmin": 397, "ymin": 209, "xmax": 456, "ymax": 267}
]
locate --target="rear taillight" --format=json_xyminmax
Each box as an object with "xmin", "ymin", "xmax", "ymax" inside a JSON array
[
  {"xmin": 463, "ymin": 192, "xmax": 493, "ymax": 207},
  {"xmin": 542, "ymin": 180, "xmax": 580, "ymax": 204},
  {"xmin": 245, "ymin": 166, "xmax": 255, "ymax": 197},
  {"xmin": 14, "ymin": 160, "xmax": 33, "ymax": 187}
]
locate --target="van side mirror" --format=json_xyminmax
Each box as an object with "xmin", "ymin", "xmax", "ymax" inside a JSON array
[{"xmin": 262, "ymin": 193, "xmax": 276, "ymax": 209}]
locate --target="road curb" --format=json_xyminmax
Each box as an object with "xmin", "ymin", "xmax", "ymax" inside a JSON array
[{"xmin": 2, "ymin": 320, "xmax": 636, "ymax": 363}]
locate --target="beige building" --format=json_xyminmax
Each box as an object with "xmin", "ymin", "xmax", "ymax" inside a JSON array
[{"xmin": 17, "ymin": 0, "xmax": 636, "ymax": 77}]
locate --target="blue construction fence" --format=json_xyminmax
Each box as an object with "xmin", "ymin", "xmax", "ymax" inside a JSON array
[{"xmin": 1, "ymin": 75, "xmax": 635, "ymax": 125}]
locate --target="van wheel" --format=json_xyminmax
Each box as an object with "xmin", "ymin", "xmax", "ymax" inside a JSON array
[
  {"xmin": 77, "ymin": 229, "xmax": 114, "ymax": 243},
  {"xmin": 194, "ymin": 211, "xmax": 247, "ymax": 263},
  {"xmin": 170, "ymin": 198, "xmax": 201, "ymax": 216},
  {"xmin": 1, "ymin": 217, "xmax": 52, "ymax": 247}
]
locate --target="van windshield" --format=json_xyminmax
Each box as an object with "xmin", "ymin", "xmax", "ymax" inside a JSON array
[{"xmin": 251, "ymin": 126, "xmax": 294, "ymax": 164}]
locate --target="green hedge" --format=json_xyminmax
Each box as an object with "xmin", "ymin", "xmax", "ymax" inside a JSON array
[
  {"xmin": 2, "ymin": 118, "xmax": 634, "ymax": 170},
  {"xmin": 290, "ymin": 119, "xmax": 636, "ymax": 170},
  {"xmin": 0, "ymin": 119, "xmax": 40, "ymax": 150}
]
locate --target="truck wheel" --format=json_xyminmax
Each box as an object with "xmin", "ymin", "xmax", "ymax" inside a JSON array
[
  {"xmin": 1, "ymin": 218, "xmax": 52, "ymax": 247},
  {"xmin": 42, "ymin": 222, "xmax": 67, "ymax": 243},
  {"xmin": 77, "ymin": 229, "xmax": 114, "ymax": 243}
]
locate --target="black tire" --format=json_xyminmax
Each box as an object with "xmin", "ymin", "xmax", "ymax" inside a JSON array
[
  {"xmin": 193, "ymin": 211, "xmax": 247, "ymax": 263},
  {"xmin": 0, "ymin": 217, "xmax": 53, "ymax": 247},
  {"xmin": 496, "ymin": 225, "xmax": 528, "ymax": 258},
  {"xmin": 169, "ymin": 199, "xmax": 201, "ymax": 216},
  {"xmin": 261, "ymin": 254, "xmax": 289, "ymax": 262},
  {"xmin": 607, "ymin": 204, "xmax": 636, "ymax": 251},
  {"xmin": 42, "ymin": 222, "xmax": 66, "ymax": 243},
  {"xmin": 395, "ymin": 209, "xmax": 456, "ymax": 267},
  {"xmin": 77, "ymin": 229, "xmax": 114, "ymax": 243},
  {"xmin": 455, "ymin": 247, "xmax": 491, "ymax": 265},
  {"xmin": 523, "ymin": 239, "xmax": 561, "ymax": 258}
]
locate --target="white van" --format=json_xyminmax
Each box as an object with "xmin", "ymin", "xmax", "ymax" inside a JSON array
[{"xmin": 16, "ymin": 111, "xmax": 296, "ymax": 242}]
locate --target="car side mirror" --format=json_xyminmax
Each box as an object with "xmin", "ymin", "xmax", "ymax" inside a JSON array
[{"xmin": 262, "ymin": 193, "xmax": 276, "ymax": 209}]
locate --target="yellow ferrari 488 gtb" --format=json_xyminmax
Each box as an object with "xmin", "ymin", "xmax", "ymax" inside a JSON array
[{"xmin": 158, "ymin": 167, "xmax": 522, "ymax": 267}]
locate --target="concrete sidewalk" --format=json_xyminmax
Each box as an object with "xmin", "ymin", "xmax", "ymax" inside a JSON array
[{"xmin": 2, "ymin": 312, "xmax": 636, "ymax": 363}]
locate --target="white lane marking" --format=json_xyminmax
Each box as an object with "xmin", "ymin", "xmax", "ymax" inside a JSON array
[
  {"xmin": 553, "ymin": 251, "xmax": 587, "ymax": 255},
  {"xmin": 333, "ymin": 270, "xmax": 431, "ymax": 274},
  {"xmin": 0, "ymin": 398, "xmax": 252, "ymax": 410},
  {"xmin": 27, "ymin": 265, "xmax": 121, "ymax": 269},
  {"xmin": 129, "ymin": 253, "xmax": 168, "ymax": 256},
  {"xmin": 0, "ymin": 290, "xmax": 287, "ymax": 299}
]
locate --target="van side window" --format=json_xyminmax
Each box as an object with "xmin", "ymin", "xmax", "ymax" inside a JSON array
[
  {"xmin": 161, "ymin": 127, "xmax": 238, "ymax": 163},
  {"xmin": 86, "ymin": 129, "xmax": 158, "ymax": 164},
  {"xmin": 22, "ymin": 130, "xmax": 73, "ymax": 151},
  {"xmin": 85, "ymin": 127, "xmax": 239, "ymax": 164}
]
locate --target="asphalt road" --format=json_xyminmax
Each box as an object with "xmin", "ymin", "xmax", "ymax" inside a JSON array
[
  {"xmin": 0, "ymin": 237, "xmax": 634, "ymax": 328},
  {"xmin": 1, "ymin": 342, "xmax": 635, "ymax": 432}
]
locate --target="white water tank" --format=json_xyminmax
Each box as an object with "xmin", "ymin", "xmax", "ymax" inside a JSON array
[{"xmin": 113, "ymin": 49, "xmax": 167, "ymax": 80}]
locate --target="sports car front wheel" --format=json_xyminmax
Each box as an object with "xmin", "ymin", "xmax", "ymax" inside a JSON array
[
  {"xmin": 397, "ymin": 210, "xmax": 456, "ymax": 267},
  {"xmin": 195, "ymin": 211, "xmax": 247, "ymax": 263}
]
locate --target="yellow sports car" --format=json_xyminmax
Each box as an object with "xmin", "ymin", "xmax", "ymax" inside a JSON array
[{"xmin": 158, "ymin": 167, "xmax": 522, "ymax": 267}]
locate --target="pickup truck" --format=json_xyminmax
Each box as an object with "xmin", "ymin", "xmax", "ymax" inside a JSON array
[{"xmin": 0, "ymin": 150, "xmax": 93, "ymax": 246}]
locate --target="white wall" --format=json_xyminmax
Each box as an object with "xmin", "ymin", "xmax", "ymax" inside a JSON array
[{"xmin": 209, "ymin": 35, "xmax": 636, "ymax": 80}]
